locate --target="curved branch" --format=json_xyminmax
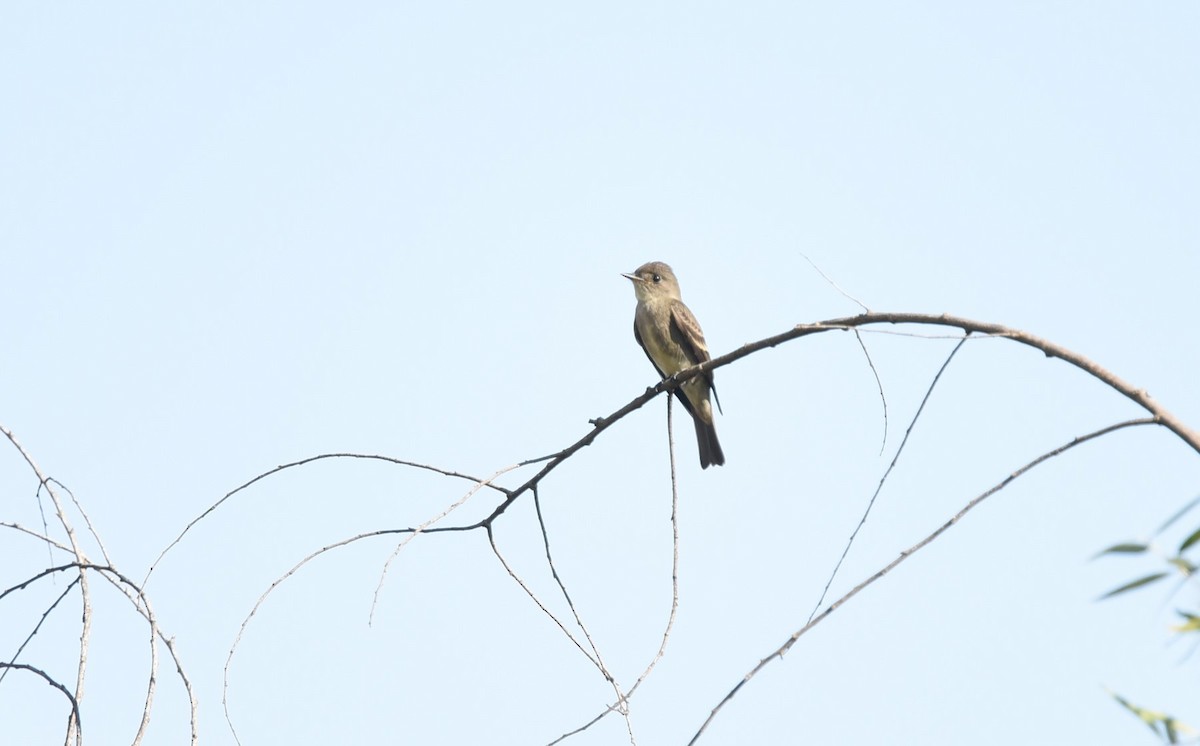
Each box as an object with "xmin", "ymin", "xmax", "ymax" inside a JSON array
[
  {"xmin": 0, "ymin": 663, "xmax": 82, "ymax": 742},
  {"xmin": 481, "ymin": 313, "xmax": 1199, "ymax": 529},
  {"xmin": 702, "ymin": 313, "xmax": 1200, "ymax": 454}
]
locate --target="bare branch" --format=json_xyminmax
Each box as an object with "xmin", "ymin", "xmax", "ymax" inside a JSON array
[
  {"xmin": 6, "ymin": 309, "xmax": 1191, "ymax": 746},
  {"xmin": 0, "ymin": 523, "xmax": 198, "ymax": 742},
  {"xmin": 0, "ymin": 663, "xmax": 82, "ymax": 744},
  {"xmin": 1, "ymin": 562, "xmax": 171, "ymax": 745},
  {"xmin": 687, "ymin": 417, "xmax": 1158, "ymax": 744},
  {"xmin": 481, "ymin": 313, "xmax": 1200, "ymax": 534},
  {"xmin": 690, "ymin": 314, "xmax": 1200, "ymax": 454},
  {"xmin": 145, "ymin": 453, "xmax": 512, "ymax": 589},
  {"xmin": 1, "ymin": 426, "xmax": 93, "ymax": 744},
  {"xmin": 486, "ymin": 524, "xmax": 603, "ymax": 671},
  {"xmin": 852, "ymin": 329, "xmax": 889, "ymax": 456},
  {"xmin": 0, "ymin": 521, "xmax": 73, "ymax": 554},
  {"xmin": 1, "ymin": 577, "xmax": 80, "ymax": 686},
  {"xmin": 532, "ymin": 486, "xmax": 627, "ymax": 711}
]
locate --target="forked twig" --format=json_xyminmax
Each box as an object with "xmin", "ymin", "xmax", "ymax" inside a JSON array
[
  {"xmin": 144, "ymin": 453, "xmax": 511, "ymax": 589},
  {"xmin": 223, "ymin": 464, "xmax": 518, "ymax": 745}
]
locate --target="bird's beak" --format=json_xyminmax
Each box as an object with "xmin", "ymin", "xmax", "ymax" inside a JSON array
[{"xmin": 622, "ymin": 272, "xmax": 643, "ymax": 283}]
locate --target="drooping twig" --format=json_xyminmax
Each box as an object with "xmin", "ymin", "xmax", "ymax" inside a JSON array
[
  {"xmin": 806, "ymin": 337, "xmax": 968, "ymax": 623},
  {"xmin": 853, "ymin": 329, "xmax": 889, "ymax": 456},
  {"xmin": 546, "ymin": 394, "xmax": 686, "ymax": 745},
  {"xmin": 486, "ymin": 525, "xmax": 603, "ymax": 670},
  {"xmin": 1, "ymin": 426, "xmax": 93, "ymax": 744},
  {"xmin": 532, "ymin": 486, "xmax": 626, "ymax": 705}
]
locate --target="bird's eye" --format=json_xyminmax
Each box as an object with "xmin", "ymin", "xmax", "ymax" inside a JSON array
[{"xmin": 652, "ymin": 274, "xmax": 661, "ymax": 283}]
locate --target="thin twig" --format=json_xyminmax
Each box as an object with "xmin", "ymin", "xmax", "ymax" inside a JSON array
[
  {"xmin": 222, "ymin": 463, "xmax": 519, "ymax": 746},
  {"xmin": 853, "ymin": 329, "xmax": 889, "ymax": 456},
  {"xmin": 532, "ymin": 486, "xmax": 625, "ymax": 705},
  {"xmin": 799, "ymin": 253, "xmax": 870, "ymax": 312},
  {"xmin": 687, "ymin": 417, "xmax": 1158, "ymax": 745},
  {"xmin": 807, "ymin": 337, "xmax": 967, "ymax": 623},
  {"xmin": 486, "ymin": 526, "xmax": 601, "ymax": 670},
  {"xmin": 144, "ymin": 453, "xmax": 512, "ymax": 589},
  {"xmin": 0, "ymin": 577, "xmax": 80, "ymax": 685},
  {"xmin": 0, "ymin": 663, "xmax": 82, "ymax": 742},
  {"xmin": 370, "ymin": 463, "xmax": 521, "ymax": 624},
  {"xmin": 220, "ymin": 464, "xmax": 517, "ymax": 743},
  {"xmin": 546, "ymin": 395, "xmax": 685, "ymax": 745},
  {"xmin": 51, "ymin": 478, "xmax": 113, "ymax": 567},
  {"xmin": 0, "ymin": 521, "xmax": 73, "ymax": 554},
  {"xmin": 223, "ymin": 526, "xmax": 433, "ymax": 746}
]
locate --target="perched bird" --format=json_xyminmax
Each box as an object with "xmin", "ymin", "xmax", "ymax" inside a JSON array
[{"xmin": 623, "ymin": 261, "xmax": 725, "ymax": 468}]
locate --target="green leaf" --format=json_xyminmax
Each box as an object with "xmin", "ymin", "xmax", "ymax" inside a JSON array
[
  {"xmin": 1098, "ymin": 572, "xmax": 1168, "ymax": 600},
  {"xmin": 1166, "ymin": 557, "xmax": 1195, "ymax": 575},
  {"xmin": 1157, "ymin": 495, "xmax": 1200, "ymax": 535},
  {"xmin": 1093, "ymin": 542, "xmax": 1149, "ymax": 559},
  {"xmin": 1179, "ymin": 525, "xmax": 1200, "ymax": 553},
  {"xmin": 1108, "ymin": 690, "xmax": 1195, "ymax": 743},
  {"xmin": 1110, "ymin": 690, "xmax": 1169, "ymax": 734},
  {"xmin": 1171, "ymin": 611, "xmax": 1200, "ymax": 634}
]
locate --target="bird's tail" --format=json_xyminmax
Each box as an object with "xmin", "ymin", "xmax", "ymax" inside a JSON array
[{"xmin": 694, "ymin": 419, "xmax": 725, "ymax": 469}]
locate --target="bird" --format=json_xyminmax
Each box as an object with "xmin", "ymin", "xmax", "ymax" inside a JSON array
[{"xmin": 623, "ymin": 261, "xmax": 725, "ymax": 468}]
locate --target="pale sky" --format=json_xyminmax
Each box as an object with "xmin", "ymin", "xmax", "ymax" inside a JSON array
[{"xmin": 3, "ymin": 3, "xmax": 1199, "ymax": 745}]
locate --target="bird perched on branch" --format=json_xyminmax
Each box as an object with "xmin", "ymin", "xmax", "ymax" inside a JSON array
[{"xmin": 623, "ymin": 261, "xmax": 725, "ymax": 469}]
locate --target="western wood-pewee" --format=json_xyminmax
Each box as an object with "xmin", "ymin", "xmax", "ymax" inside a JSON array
[{"xmin": 623, "ymin": 261, "xmax": 725, "ymax": 468}]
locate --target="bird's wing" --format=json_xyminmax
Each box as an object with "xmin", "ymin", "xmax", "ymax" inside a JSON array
[
  {"xmin": 669, "ymin": 301, "xmax": 710, "ymax": 366},
  {"xmin": 670, "ymin": 301, "xmax": 722, "ymax": 414}
]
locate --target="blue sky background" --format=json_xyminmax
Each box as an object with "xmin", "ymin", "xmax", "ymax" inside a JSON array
[{"xmin": 3, "ymin": 3, "xmax": 1198, "ymax": 744}]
